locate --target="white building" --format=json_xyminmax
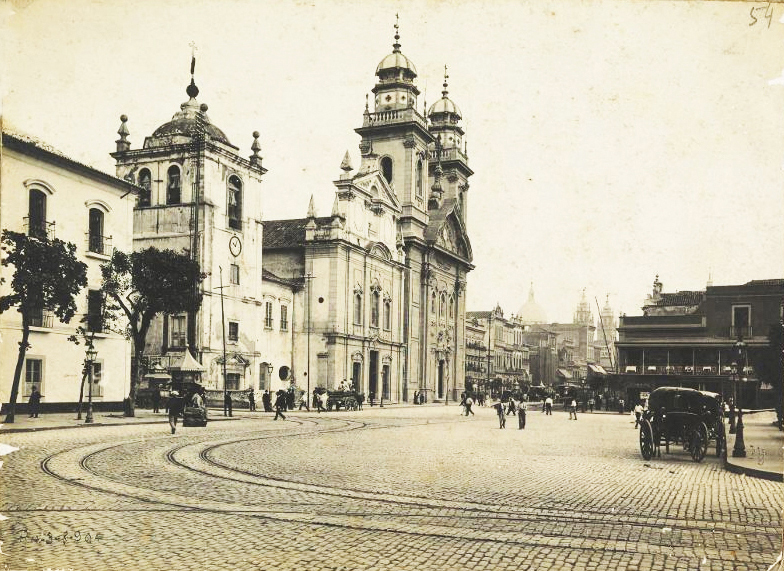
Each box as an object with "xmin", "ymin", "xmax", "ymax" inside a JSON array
[
  {"xmin": 0, "ymin": 131, "xmax": 137, "ymax": 412},
  {"xmin": 111, "ymin": 67, "xmax": 269, "ymax": 392}
]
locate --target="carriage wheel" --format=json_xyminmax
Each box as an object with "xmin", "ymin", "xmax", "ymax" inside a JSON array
[
  {"xmin": 346, "ymin": 397, "xmax": 357, "ymax": 411},
  {"xmin": 715, "ymin": 423, "xmax": 726, "ymax": 457},
  {"xmin": 689, "ymin": 422, "xmax": 708, "ymax": 462},
  {"xmin": 639, "ymin": 419, "xmax": 654, "ymax": 461},
  {"xmin": 327, "ymin": 402, "xmax": 333, "ymax": 412}
]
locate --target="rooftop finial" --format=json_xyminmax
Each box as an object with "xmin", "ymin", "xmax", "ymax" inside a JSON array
[
  {"xmin": 307, "ymin": 195, "xmax": 317, "ymax": 219},
  {"xmin": 250, "ymin": 131, "xmax": 262, "ymax": 166},
  {"xmin": 116, "ymin": 114, "xmax": 130, "ymax": 152},
  {"xmin": 442, "ymin": 64, "xmax": 449, "ymax": 98},
  {"xmin": 393, "ymin": 14, "xmax": 401, "ymax": 53},
  {"xmin": 186, "ymin": 41, "xmax": 199, "ymax": 99},
  {"xmin": 340, "ymin": 150, "xmax": 353, "ymax": 173}
]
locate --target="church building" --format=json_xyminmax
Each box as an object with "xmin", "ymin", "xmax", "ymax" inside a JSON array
[
  {"xmin": 263, "ymin": 25, "xmax": 474, "ymax": 402},
  {"xmin": 111, "ymin": 60, "xmax": 270, "ymax": 391}
]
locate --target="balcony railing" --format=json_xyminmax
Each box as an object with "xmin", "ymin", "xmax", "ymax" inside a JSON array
[
  {"xmin": 86, "ymin": 233, "xmax": 113, "ymax": 256},
  {"xmin": 729, "ymin": 326, "xmax": 752, "ymax": 339},
  {"xmin": 23, "ymin": 217, "xmax": 56, "ymax": 240},
  {"xmin": 621, "ymin": 364, "xmax": 752, "ymax": 377},
  {"xmin": 30, "ymin": 311, "xmax": 54, "ymax": 328}
]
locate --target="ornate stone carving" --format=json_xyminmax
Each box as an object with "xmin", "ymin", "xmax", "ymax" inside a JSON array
[
  {"xmin": 353, "ymin": 284, "xmax": 363, "ymax": 296},
  {"xmin": 359, "ymin": 140, "xmax": 371, "ymax": 155},
  {"xmin": 403, "ymin": 136, "xmax": 416, "ymax": 148}
]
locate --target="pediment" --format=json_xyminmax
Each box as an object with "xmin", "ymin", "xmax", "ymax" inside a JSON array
[{"xmin": 351, "ymin": 171, "xmax": 401, "ymax": 213}]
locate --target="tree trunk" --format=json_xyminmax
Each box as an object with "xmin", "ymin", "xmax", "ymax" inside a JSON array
[
  {"xmin": 126, "ymin": 345, "xmax": 144, "ymax": 417},
  {"xmin": 5, "ymin": 316, "xmax": 31, "ymax": 423},
  {"xmin": 76, "ymin": 368, "xmax": 87, "ymax": 420}
]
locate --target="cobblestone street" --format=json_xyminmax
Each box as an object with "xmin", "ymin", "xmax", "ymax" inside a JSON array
[{"xmin": 1, "ymin": 405, "xmax": 781, "ymax": 571}]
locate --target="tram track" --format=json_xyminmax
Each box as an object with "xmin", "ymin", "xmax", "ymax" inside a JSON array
[{"xmin": 33, "ymin": 414, "xmax": 780, "ymax": 561}]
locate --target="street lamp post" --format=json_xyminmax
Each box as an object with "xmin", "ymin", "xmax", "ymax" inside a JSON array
[
  {"xmin": 732, "ymin": 336, "xmax": 747, "ymax": 458},
  {"xmin": 85, "ymin": 346, "xmax": 97, "ymax": 424}
]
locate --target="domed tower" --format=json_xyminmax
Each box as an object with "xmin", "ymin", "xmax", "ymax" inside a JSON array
[
  {"xmin": 355, "ymin": 19, "xmax": 434, "ymax": 228},
  {"xmin": 111, "ymin": 55, "xmax": 267, "ymax": 392},
  {"xmin": 427, "ymin": 67, "xmax": 473, "ymax": 225},
  {"xmin": 517, "ymin": 283, "xmax": 548, "ymax": 325}
]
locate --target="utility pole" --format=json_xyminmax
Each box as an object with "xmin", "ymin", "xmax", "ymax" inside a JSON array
[
  {"xmin": 217, "ymin": 267, "xmax": 228, "ymax": 415},
  {"xmin": 304, "ymin": 272, "xmax": 314, "ymax": 406}
]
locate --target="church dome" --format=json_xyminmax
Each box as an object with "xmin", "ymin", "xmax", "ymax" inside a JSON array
[
  {"xmin": 516, "ymin": 284, "xmax": 548, "ymax": 324},
  {"xmin": 375, "ymin": 22, "xmax": 417, "ymax": 78},
  {"xmin": 145, "ymin": 79, "xmax": 233, "ymax": 149},
  {"xmin": 428, "ymin": 96, "xmax": 461, "ymax": 119}
]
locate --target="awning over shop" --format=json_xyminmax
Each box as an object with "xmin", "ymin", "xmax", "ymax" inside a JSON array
[
  {"xmin": 556, "ymin": 368, "xmax": 572, "ymax": 379},
  {"xmin": 144, "ymin": 373, "xmax": 172, "ymax": 380},
  {"xmin": 170, "ymin": 349, "xmax": 205, "ymax": 372},
  {"xmin": 588, "ymin": 364, "xmax": 608, "ymax": 375}
]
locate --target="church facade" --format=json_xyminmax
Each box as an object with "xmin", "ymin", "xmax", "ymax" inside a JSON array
[{"xmin": 264, "ymin": 27, "xmax": 474, "ymax": 402}]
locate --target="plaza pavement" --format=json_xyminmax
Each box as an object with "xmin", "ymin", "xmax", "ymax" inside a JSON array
[{"xmin": 0, "ymin": 403, "xmax": 782, "ymax": 571}]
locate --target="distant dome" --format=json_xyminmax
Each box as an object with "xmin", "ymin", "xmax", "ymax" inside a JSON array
[
  {"xmin": 151, "ymin": 116, "xmax": 231, "ymax": 146},
  {"xmin": 145, "ymin": 86, "xmax": 233, "ymax": 149},
  {"xmin": 517, "ymin": 285, "xmax": 548, "ymax": 324}
]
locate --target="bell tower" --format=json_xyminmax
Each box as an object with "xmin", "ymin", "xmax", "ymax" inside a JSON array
[{"xmin": 354, "ymin": 18, "xmax": 434, "ymax": 232}]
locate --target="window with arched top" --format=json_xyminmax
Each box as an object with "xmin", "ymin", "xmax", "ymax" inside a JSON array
[
  {"xmin": 354, "ymin": 293, "xmax": 363, "ymax": 325},
  {"xmin": 138, "ymin": 168, "xmax": 151, "ymax": 207},
  {"xmin": 416, "ymin": 159, "xmax": 423, "ymax": 198},
  {"xmin": 431, "ymin": 291, "xmax": 437, "ymax": 314},
  {"xmin": 228, "ymin": 175, "xmax": 242, "ymax": 230},
  {"xmin": 440, "ymin": 293, "xmax": 446, "ymax": 319},
  {"xmin": 383, "ymin": 299, "xmax": 391, "ymax": 330},
  {"xmin": 166, "ymin": 165, "xmax": 181, "ymax": 205},
  {"xmin": 380, "ymin": 156, "xmax": 393, "ymax": 184},
  {"xmin": 371, "ymin": 290, "xmax": 380, "ymax": 328},
  {"xmin": 28, "ymin": 189, "xmax": 47, "ymax": 239},
  {"xmin": 449, "ymin": 296, "xmax": 454, "ymax": 319},
  {"xmin": 88, "ymin": 208, "xmax": 105, "ymax": 254}
]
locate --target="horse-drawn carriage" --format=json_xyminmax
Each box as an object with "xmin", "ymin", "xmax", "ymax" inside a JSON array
[
  {"xmin": 326, "ymin": 391, "xmax": 361, "ymax": 411},
  {"xmin": 639, "ymin": 387, "xmax": 726, "ymax": 463}
]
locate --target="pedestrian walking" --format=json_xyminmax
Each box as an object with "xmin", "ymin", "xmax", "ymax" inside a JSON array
[
  {"xmin": 224, "ymin": 392, "xmax": 233, "ymax": 417},
  {"xmin": 507, "ymin": 396, "xmax": 517, "ymax": 416},
  {"xmin": 569, "ymin": 398, "xmax": 578, "ymax": 420},
  {"xmin": 248, "ymin": 389, "xmax": 256, "ymax": 412},
  {"xmin": 459, "ymin": 392, "xmax": 467, "ymax": 415},
  {"xmin": 262, "ymin": 390, "xmax": 272, "ymax": 412},
  {"xmin": 588, "ymin": 397, "xmax": 594, "ymax": 413},
  {"xmin": 493, "ymin": 402, "xmax": 506, "ymax": 429},
  {"xmin": 274, "ymin": 390, "xmax": 287, "ymax": 420},
  {"xmin": 152, "ymin": 388, "xmax": 161, "ymax": 413},
  {"xmin": 319, "ymin": 390, "xmax": 329, "ymax": 412},
  {"xmin": 545, "ymin": 396, "xmax": 553, "ymax": 415},
  {"xmin": 299, "ymin": 389, "xmax": 309, "ymax": 411},
  {"xmin": 619, "ymin": 398, "xmax": 625, "ymax": 414},
  {"xmin": 518, "ymin": 400, "xmax": 527, "ymax": 429},
  {"xmin": 465, "ymin": 395, "xmax": 475, "ymax": 416},
  {"xmin": 168, "ymin": 391, "xmax": 185, "ymax": 434},
  {"xmin": 634, "ymin": 403, "xmax": 643, "ymax": 428},
  {"xmin": 28, "ymin": 385, "xmax": 42, "ymax": 418}
]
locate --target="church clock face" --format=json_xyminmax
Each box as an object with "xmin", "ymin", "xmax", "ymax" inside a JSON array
[{"xmin": 229, "ymin": 235, "xmax": 242, "ymax": 257}]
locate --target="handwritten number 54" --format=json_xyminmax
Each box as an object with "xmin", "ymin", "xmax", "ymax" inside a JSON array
[{"xmin": 750, "ymin": 3, "xmax": 774, "ymax": 28}]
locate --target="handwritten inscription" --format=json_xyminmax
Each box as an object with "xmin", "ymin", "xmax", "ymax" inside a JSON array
[
  {"xmin": 13, "ymin": 527, "xmax": 104, "ymax": 546},
  {"xmin": 749, "ymin": 3, "xmax": 774, "ymax": 28}
]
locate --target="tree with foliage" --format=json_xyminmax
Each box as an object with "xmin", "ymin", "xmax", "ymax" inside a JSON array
[
  {"xmin": 101, "ymin": 247, "xmax": 203, "ymax": 416},
  {"xmin": 0, "ymin": 230, "xmax": 88, "ymax": 423}
]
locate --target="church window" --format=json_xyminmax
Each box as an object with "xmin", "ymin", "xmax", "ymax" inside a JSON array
[
  {"xmin": 449, "ymin": 296, "xmax": 454, "ymax": 319},
  {"xmin": 228, "ymin": 175, "xmax": 242, "ymax": 230},
  {"xmin": 380, "ymin": 156, "xmax": 393, "ymax": 185},
  {"xmin": 431, "ymin": 291, "xmax": 436, "ymax": 314},
  {"xmin": 371, "ymin": 290, "xmax": 380, "ymax": 328},
  {"xmin": 383, "ymin": 299, "xmax": 391, "ymax": 330},
  {"xmin": 416, "ymin": 160, "xmax": 423, "ymax": 198},
  {"xmin": 138, "ymin": 168, "xmax": 151, "ymax": 207},
  {"xmin": 354, "ymin": 293, "xmax": 363, "ymax": 325},
  {"xmin": 440, "ymin": 293, "xmax": 446, "ymax": 319},
  {"xmin": 166, "ymin": 165, "xmax": 181, "ymax": 205}
]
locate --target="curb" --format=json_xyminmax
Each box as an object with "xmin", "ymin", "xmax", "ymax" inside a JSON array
[
  {"xmin": 0, "ymin": 415, "xmax": 240, "ymax": 435},
  {"xmin": 723, "ymin": 451, "xmax": 783, "ymax": 482}
]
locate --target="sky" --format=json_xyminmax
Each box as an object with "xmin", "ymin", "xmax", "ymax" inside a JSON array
[{"xmin": 2, "ymin": 0, "xmax": 784, "ymax": 323}]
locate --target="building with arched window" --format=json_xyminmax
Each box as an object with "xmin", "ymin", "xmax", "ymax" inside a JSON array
[
  {"xmin": 262, "ymin": 26, "xmax": 474, "ymax": 403},
  {"xmin": 111, "ymin": 66, "xmax": 269, "ymax": 391},
  {"xmin": 0, "ymin": 131, "xmax": 137, "ymax": 413}
]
